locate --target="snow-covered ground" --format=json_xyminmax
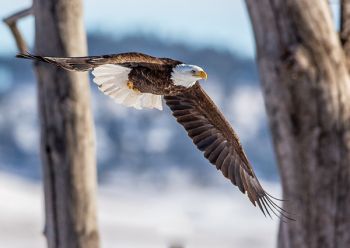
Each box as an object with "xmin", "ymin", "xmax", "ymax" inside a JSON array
[{"xmin": 0, "ymin": 170, "xmax": 280, "ymax": 248}]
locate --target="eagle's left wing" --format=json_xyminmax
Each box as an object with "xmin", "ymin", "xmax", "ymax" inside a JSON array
[
  {"xmin": 165, "ymin": 83, "xmax": 290, "ymax": 219},
  {"xmin": 16, "ymin": 52, "xmax": 180, "ymax": 71}
]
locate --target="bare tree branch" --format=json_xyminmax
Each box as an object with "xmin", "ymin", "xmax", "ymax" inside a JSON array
[{"xmin": 3, "ymin": 7, "xmax": 33, "ymax": 53}]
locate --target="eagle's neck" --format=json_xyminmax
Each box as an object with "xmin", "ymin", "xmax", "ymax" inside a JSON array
[{"xmin": 170, "ymin": 70, "xmax": 196, "ymax": 88}]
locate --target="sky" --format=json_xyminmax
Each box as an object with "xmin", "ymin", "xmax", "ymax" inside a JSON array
[
  {"xmin": 0, "ymin": 0, "xmax": 341, "ymax": 58},
  {"xmin": 0, "ymin": 1, "xmax": 342, "ymax": 58},
  {"xmin": 1, "ymin": 0, "xmax": 255, "ymax": 57}
]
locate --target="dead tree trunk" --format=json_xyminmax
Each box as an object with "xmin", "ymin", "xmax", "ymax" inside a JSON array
[
  {"xmin": 33, "ymin": 0, "xmax": 99, "ymax": 247},
  {"xmin": 245, "ymin": 1, "xmax": 350, "ymax": 248}
]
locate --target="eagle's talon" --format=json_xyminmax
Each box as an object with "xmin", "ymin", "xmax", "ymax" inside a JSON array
[
  {"xmin": 127, "ymin": 81, "xmax": 141, "ymax": 93},
  {"xmin": 127, "ymin": 81, "xmax": 133, "ymax": 89}
]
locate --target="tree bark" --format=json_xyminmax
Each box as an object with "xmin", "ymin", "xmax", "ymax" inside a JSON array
[
  {"xmin": 341, "ymin": 0, "xmax": 350, "ymax": 68},
  {"xmin": 3, "ymin": 7, "xmax": 33, "ymax": 53},
  {"xmin": 245, "ymin": 1, "xmax": 350, "ymax": 248},
  {"xmin": 33, "ymin": 0, "xmax": 99, "ymax": 247}
]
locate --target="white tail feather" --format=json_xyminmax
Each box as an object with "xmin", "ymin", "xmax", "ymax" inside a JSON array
[{"xmin": 92, "ymin": 64, "xmax": 163, "ymax": 110}]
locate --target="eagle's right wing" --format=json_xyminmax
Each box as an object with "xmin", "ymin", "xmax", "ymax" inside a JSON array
[
  {"xmin": 165, "ymin": 83, "xmax": 292, "ymax": 220},
  {"xmin": 16, "ymin": 52, "xmax": 180, "ymax": 71}
]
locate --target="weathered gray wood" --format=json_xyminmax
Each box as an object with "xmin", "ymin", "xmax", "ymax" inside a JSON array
[
  {"xmin": 3, "ymin": 7, "xmax": 33, "ymax": 53},
  {"xmin": 245, "ymin": 1, "xmax": 350, "ymax": 248},
  {"xmin": 341, "ymin": 0, "xmax": 350, "ymax": 68},
  {"xmin": 33, "ymin": 0, "xmax": 99, "ymax": 247}
]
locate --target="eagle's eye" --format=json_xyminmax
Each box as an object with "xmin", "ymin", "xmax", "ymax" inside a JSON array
[{"xmin": 191, "ymin": 70, "xmax": 196, "ymax": 73}]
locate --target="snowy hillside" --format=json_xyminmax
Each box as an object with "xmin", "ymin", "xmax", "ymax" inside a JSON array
[{"xmin": 0, "ymin": 170, "xmax": 280, "ymax": 248}]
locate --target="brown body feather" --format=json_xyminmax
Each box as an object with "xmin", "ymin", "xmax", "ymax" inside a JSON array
[
  {"xmin": 17, "ymin": 52, "xmax": 185, "ymax": 95},
  {"xmin": 17, "ymin": 52, "xmax": 291, "ymax": 220}
]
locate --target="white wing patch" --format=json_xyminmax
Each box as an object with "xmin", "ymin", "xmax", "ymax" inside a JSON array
[{"xmin": 92, "ymin": 64, "xmax": 163, "ymax": 110}]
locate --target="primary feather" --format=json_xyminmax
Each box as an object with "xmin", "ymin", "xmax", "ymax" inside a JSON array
[{"xmin": 165, "ymin": 83, "xmax": 292, "ymax": 220}]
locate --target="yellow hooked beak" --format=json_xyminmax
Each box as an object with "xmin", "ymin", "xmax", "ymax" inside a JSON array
[{"xmin": 195, "ymin": 70, "xmax": 208, "ymax": 80}]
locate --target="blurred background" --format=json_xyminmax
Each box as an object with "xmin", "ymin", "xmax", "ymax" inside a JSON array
[{"xmin": 0, "ymin": 1, "xmax": 341, "ymax": 247}]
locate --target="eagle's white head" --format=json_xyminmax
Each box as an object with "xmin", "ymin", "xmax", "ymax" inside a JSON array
[{"xmin": 171, "ymin": 64, "xmax": 208, "ymax": 88}]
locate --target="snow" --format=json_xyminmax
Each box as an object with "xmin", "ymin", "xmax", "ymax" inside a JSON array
[{"xmin": 0, "ymin": 170, "xmax": 280, "ymax": 248}]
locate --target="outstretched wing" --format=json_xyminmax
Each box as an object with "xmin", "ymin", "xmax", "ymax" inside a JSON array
[
  {"xmin": 165, "ymin": 83, "xmax": 289, "ymax": 219},
  {"xmin": 16, "ymin": 52, "xmax": 181, "ymax": 71}
]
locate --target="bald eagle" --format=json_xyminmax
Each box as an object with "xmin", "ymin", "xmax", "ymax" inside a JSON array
[{"xmin": 17, "ymin": 52, "xmax": 290, "ymax": 220}]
